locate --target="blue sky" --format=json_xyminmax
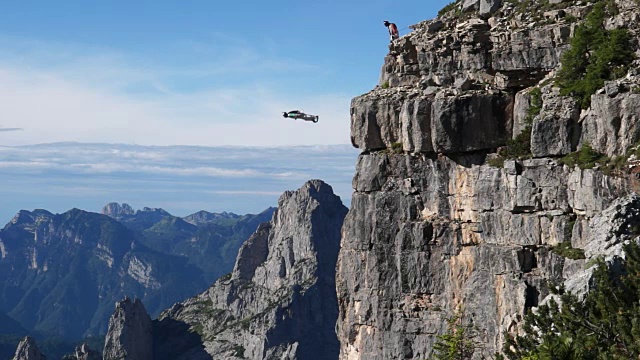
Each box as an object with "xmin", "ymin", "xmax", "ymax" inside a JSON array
[
  {"xmin": 0, "ymin": 0, "xmax": 451, "ymax": 146},
  {"xmin": 0, "ymin": 1, "xmax": 451, "ymax": 218}
]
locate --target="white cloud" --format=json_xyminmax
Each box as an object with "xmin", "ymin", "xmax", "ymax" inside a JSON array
[
  {"xmin": 205, "ymin": 190, "xmax": 284, "ymax": 196},
  {"xmin": 0, "ymin": 143, "xmax": 358, "ymax": 222},
  {"xmin": 0, "ymin": 143, "xmax": 356, "ymax": 180},
  {"xmin": 0, "ymin": 35, "xmax": 352, "ymax": 147}
]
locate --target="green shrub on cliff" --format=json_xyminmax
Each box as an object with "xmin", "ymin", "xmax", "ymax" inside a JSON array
[
  {"xmin": 556, "ymin": 1, "xmax": 635, "ymax": 108},
  {"xmin": 558, "ymin": 143, "xmax": 607, "ymax": 169},
  {"xmin": 551, "ymin": 241, "xmax": 586, "ymax": 260},
  {"xmin": 503, "ymin": 242, "xmax": 640, "ymax": 359},
  {"xmin": 433, "ymin": 310, "xmax": 481, "ymax": 360}
]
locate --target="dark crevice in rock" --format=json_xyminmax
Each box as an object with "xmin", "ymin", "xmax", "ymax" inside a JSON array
[
  {"xmin": 518, "ymin": 247, "xmax": 538, "ymax": 273},
  {"xmin": 524, "ymin": 283, "xmax": 540, "ymax": 310},
  {"xmin": 511, "ymin": 206, "xmax": 537, "ymax": 214}
]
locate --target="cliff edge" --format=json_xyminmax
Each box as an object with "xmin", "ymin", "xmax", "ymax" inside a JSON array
[{"xmin": 338, "ymin": 0, "xmax": 640, "ymax": 358}]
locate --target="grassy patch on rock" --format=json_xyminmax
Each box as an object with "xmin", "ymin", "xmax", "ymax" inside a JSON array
[
  {"xmin": 558, "ymin": 143, "xmax": 607, "ymax": 169},
  {"xmin": 558, "ymin": 143, "xmax": 635, "ymax": 176},
  {"xmin": 551, "ymin": 241, "xmax": 586, "ymax": 260},
  {"xmin": 438, "ymin": 0, "xmax": 461, "ymax": 17}
]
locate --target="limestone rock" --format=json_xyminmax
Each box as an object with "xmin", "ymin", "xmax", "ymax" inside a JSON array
[
  {"xmin": 341, "ymin": 1, "xmax": 640, "ymax": 359},
  {"xmin": 337, "ymin": 149, "xmax": 631, "ymax": 359},
  {"xmin": 480, "ymin": 0, "xmax": 502, "ymax": 16},
  {"xmin": 153, "ymin": 180, "xmax": 348, "ymax": 360},
  {"xmin": 462, "ymin": 0, "xmax": 480, "ymax": 13},
  {"xmin": 512, "ymin": 88, "xmax": 532, "ymax": 139},
  {"xmin": 579, "ymin": 92, "xmax": 640, "ymax": 157},
  {"xmin": 462, "ymin": 0, "xmax": 502, "ymax": 16},
  {"xmin": 103, "ymin": 297, "xmax": 152, "ymax": 360},
  {"xmin": 557, "ymin": 195, "xmax": 640, "ymax": 299},
  {"xmin": 583, "ymin": 195, "xmax": 640, "ymax": 259},
  {"xmin": 12, "ymin": 337, "xmax": 45, "ymax": 360},
  {"xmin": 351, "ymin": 90, "xmax": 512, "ymax": 153},
  {"xmin": 430, "ymin": 92, "xmax": 512, "ymax": 153},
  {"xmin": 232, "ymin": 222, "xmax": 271, "ymax": 281},
  {"xmin": 531, "ymin": 87, "xmax": 580, "ymax": 157}
]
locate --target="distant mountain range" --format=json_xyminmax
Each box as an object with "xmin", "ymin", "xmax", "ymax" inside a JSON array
[{"xmin": 0, "ymin": 203, "xmax": 274, "ymax": 343}]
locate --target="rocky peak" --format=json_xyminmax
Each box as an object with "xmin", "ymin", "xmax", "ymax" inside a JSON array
[
  {"xmin": 12, "ymin": 337, "xmax": 45, "ymax": 360},
  {"xmin": 101, "ymin": 202, "xmax": 135, "ymax": 217},
  {"xmin": 153, "ymin": 179, "xmax": 348, "ymax": 360},
  {"xmin": 353, "ymin": 0, "xmax": 640, "ymax": 158},
  {"xmin": 103, "ymin": 297, "xmax": 152, "ymax": 360},
  {"xmin": 140, "ymin": 207, "xmax": 170, "ymax": 216},
  {"xmin": 251, "ymin": 179, "xmax": 346, "ymax": 291},
  {"xmin": 6, "ymin": 210, "xmax": 53, "ymax": 231}
]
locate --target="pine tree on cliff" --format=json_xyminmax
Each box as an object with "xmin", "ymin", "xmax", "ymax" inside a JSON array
[
  {"xmin": 503, "ymin": 242, "xmax": 640, "ymax": 359},
  {"xmin": 556, "ymin": 0, "xmax": 635, "ymax": 109},
  {"xmin": 433, "ymin": 310, "xmax": 481, "ymax": 360}
]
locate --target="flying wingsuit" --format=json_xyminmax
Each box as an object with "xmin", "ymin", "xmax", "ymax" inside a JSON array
[{"xmin": 282, "ymin": 110, "xmax": 319, "ymax": 123}]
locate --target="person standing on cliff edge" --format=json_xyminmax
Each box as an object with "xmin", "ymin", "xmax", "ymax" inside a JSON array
[{"xmin": 384, "ymin": 21, "xmax": 399, "ymax": 42}]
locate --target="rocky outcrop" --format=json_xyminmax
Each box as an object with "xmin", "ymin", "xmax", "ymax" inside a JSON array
[
  {"xmin": 101, "ymin": 203, "xmax": 135, "ymax": 217},
  {"xmin": 338, "ymin": 0, "xmax": 640, "ymax": 359},
  {"xmin": 12, "ymin": 337, "xmax": 45, "ymax": 360},
  {"xmin": 561, "ymin": 195, "xmax": 640, "ymax": 298},
  {"xmin": 152, "ymin": 180, "xmax": 348, "ymax": 360},
  {"xmin": 579, "ymin": 79, "xmax": 640, "ymax": 157},
  {"xmin": 62, "ymin": 344, "xmax": 101, "ymax": 360},
  {"xmin": 463, "ymin": 0, "xmax": 502, "ymax": 17},
  {"xmin": 351, "ymin": 89, "xmax": 513, "ymax": 153},
  {"xmin": 103, "ymin": 297, "xmax": 153, "ymax": 360},
  {"xmin": 366, "ymin": 0, "xmax": 640, "ymax": 157},
  {"xmin": 530, "ymin": 86, "xmax": 580, "ymax": 157}
]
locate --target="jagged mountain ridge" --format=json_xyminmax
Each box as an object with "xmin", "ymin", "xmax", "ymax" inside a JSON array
[
  {"xmin": 102, "ymin": 203, "xmax": 276, "ymax": 283},
  {"xmin": 0, "ymin": 208, "xmax": 205, "ymax": 340},
  {"xmin": 0, "ymin": 204, "xmax": 274, "ymax": 342}
]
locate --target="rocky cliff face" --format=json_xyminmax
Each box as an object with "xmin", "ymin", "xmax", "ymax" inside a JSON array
[
  {"xmin": 103, "ymin": 297, "xmax": 153, "ymax": 360},
  {"xmin": 338, "ymin": 0, "xmax": 640, "ymax": 358},
  {"xmin": 12, "ymin": 337, "xmax": 46, "ymax": 360},
  {"xmin": 152, "ymin": 180, "xmax": 348, "ymax": 360}
]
